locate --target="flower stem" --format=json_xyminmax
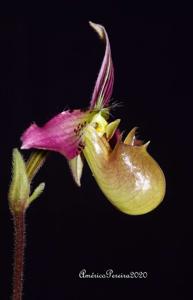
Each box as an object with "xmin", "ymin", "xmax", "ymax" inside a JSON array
[{"xmin": 12, "ymin": 211, "xmax": 26, "ymax": 300}]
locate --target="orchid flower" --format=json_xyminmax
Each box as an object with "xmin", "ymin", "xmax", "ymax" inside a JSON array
[{"xmin": 21, "ymin": 21, "xmax": 166, "ymax": 215}]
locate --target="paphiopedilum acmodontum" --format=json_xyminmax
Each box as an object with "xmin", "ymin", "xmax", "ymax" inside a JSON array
[{"xmin": 21, "ymin": 21, "xmax": 166, "ymax": 215}]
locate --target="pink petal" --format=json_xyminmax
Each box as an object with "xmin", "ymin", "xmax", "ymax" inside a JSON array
[
  {"xmin": 21, "ymin": 110, "xmax": 90, "ymax": 160},
  {"xmin": 89, "ymin": 21, "xmax": 114, "ymax": 110}
]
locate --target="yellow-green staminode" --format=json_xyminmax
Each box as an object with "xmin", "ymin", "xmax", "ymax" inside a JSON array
[{"xmin": 83, "ymin": 113, "xmax": 166, "ymax": 215}]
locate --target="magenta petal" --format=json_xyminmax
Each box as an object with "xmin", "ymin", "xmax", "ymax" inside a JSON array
[
  {"xmin": 21, "ymin": 110, "xmax": 90, "ymax": 160},
  {"xmin": 89, "ymin": 21, "xmax": 114, "ymax": 110}
]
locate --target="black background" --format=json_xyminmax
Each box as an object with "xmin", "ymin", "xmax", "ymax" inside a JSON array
[{"xmin": 1, "ymin": 3, "xmax": 193, "ymax": 300}]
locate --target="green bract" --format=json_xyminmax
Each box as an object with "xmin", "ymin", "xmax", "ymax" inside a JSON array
[{"xmin": 8, "ymin": 149, "xmax": 46, "ymax": 213}]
